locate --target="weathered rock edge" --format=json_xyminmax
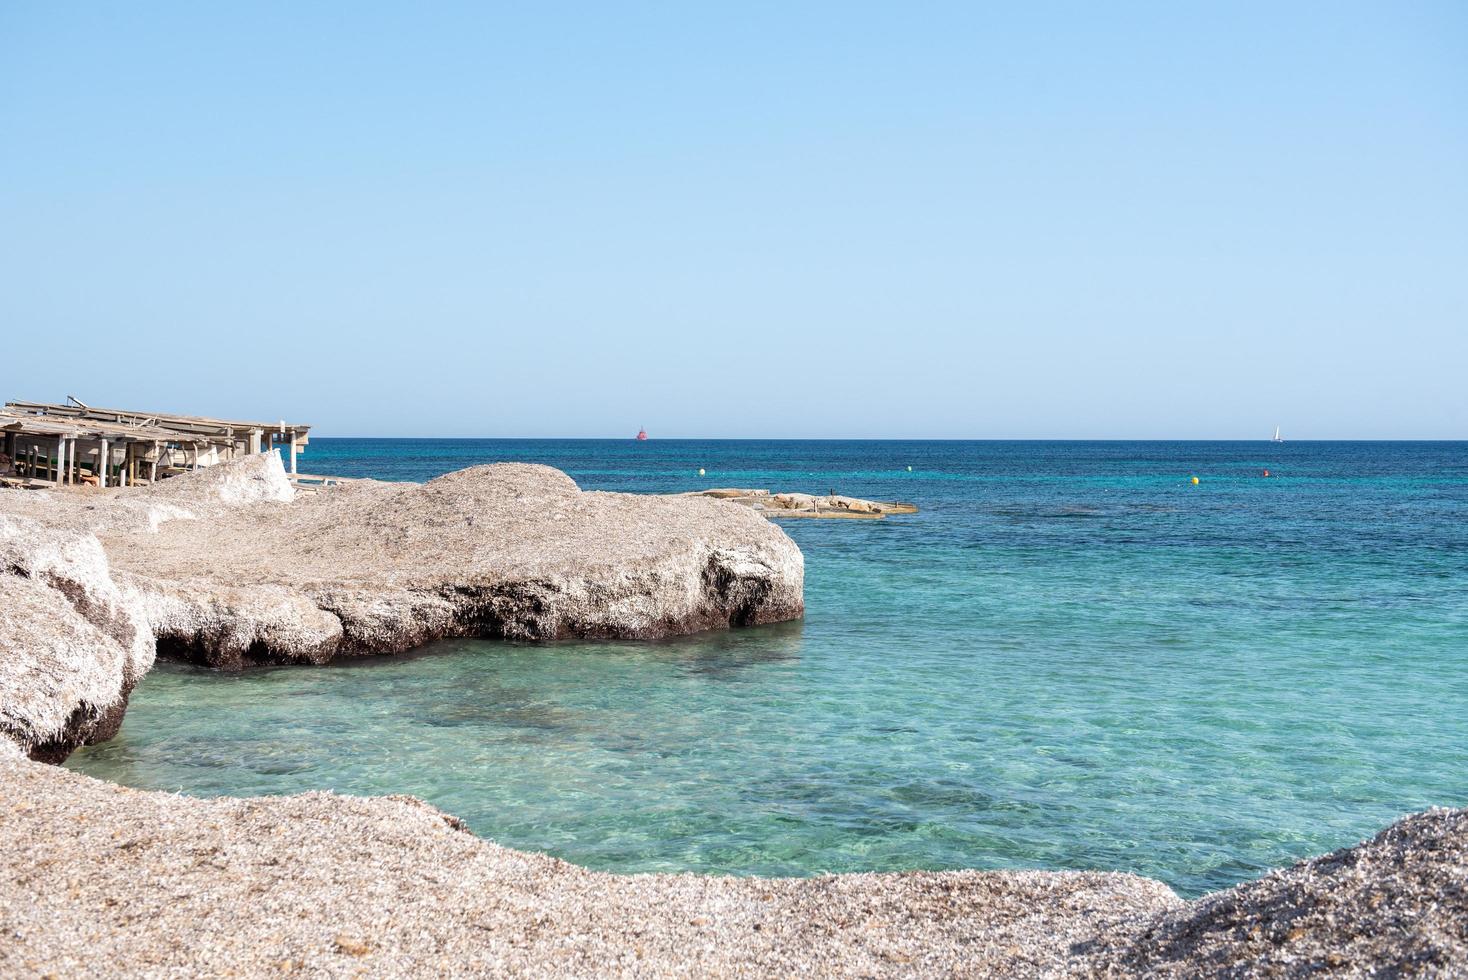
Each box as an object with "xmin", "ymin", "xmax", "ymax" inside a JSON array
[
  {"xmin": 0, "ymin": 453, "xmax": 803, "ymax": 761},
  {"xmin": 1, "ymin": 747, "xmax": 1464, "ymax": 978}
]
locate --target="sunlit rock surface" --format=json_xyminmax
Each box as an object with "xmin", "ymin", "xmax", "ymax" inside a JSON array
[
  {"xmin": 0, "ymin": 453, "xmax": 803, "ymax": 759},
  {"xmin": 2, "ymin": 749, "xmax": 1464, "ymax": 977}
]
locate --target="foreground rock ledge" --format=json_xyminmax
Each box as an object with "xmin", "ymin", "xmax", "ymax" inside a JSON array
[
  {"xmin": 0, "ymin": 454, "xmax": 803, "ymax": 760},
  {"xmin": 2, "ymin": 749, "xmax": 1464, "ymax": 978}
]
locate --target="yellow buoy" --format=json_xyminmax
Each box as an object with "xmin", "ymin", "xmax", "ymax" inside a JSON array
[
  {"xmin": 1191, "ymin": 476, "xmax": 1200, "ymax": 485},
  {"xmin": 698, "ymin": 468, "xmax": 705, "ymax": 477}
]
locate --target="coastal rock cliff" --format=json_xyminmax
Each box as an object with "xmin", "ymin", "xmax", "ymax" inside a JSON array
[{"xmin": 0, "ymin": 454, "xmax": 803, "ymax": 759}]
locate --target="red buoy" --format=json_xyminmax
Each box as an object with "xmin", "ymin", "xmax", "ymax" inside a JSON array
[{"xmin": 636, "ymin": 427, "xmax": 648, "ymax": 441}]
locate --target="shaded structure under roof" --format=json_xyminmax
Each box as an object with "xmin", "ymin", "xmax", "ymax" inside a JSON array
[{"xmin": 1, "ymin": 397, "xmax": 312, "ymax": 489}]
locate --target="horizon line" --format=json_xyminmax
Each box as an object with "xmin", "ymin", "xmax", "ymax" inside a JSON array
[{"xmin": 308, "ymin": 435, "xmax": 1467, "ymax": 443}]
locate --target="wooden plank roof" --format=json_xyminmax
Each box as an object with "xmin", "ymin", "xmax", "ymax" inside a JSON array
[
  {"xmin": 0, "ymin": 410, "xmax": 202, "ymax": 443},
  {"xmin": 4, "ymin": 400, "xmax": 310, "ymax": 438}
]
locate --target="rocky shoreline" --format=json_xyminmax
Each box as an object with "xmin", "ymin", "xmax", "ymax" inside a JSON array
[
  {"xmin": 1, "ymin": 453, "xmax": 802, "ymax": 759},
  {"xmin": 2, "ymin": 746, "xmax": 1464, "ymax": 976},
  {"xmin": 3, "ymin": 454, "xmax": 1465, "ymax": 976}
]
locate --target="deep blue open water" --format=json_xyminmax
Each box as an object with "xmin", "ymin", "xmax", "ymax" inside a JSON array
[{"xmin": 67, "ymin": 439, "xmax": 1468, "ymax": 896}]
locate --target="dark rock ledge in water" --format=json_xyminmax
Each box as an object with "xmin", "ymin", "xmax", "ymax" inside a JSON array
[
  {"xmin": 0, "ymin": 453, "xmax": 803, "ymax": 761},
  {"xmin": 1, "ymin": 746, "xmax": 1465, "ymax": 977}
]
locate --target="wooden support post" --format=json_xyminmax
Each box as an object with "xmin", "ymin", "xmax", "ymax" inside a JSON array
[
  {"xmin": 248, "ymin": 429, "xmax": 261, "ymax": 454},
  {"xmin": 98, "ymin": 440, "xmax": 109, "ymax": 488},
  {"xmin": 150, "ymin": 443, "xmax": 159, "ymax": 483}
]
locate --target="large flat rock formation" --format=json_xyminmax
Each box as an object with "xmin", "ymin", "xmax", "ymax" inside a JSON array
[{"xmin": 0, "ymin": 453, "xmax": 803, "ymax": 760}]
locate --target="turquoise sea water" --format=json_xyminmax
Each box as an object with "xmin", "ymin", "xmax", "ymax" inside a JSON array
[{"xmin": 67, "ymin": 440, "xmax": 1468, "ymax": 896}]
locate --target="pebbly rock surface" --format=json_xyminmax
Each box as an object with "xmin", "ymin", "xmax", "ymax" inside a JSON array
[
  {"xmin": 2, "ymin": 747, "xmax": 1465, "ymax": 977},
  {"xmin": 0, "ymin": 747, "xmax": 1180, "ymax": 978},
  {"xmin": 0, "ymin": 453, "xmax": 803, "ymax": 760},
  {"xmin": 1085, "ymin": 806, "xmax": 1468, "ymax": 976}
]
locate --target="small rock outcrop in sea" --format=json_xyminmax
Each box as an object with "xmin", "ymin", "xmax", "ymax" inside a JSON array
[
  {"xmin": 0, "ymin": 453, "xmax": 803, "ymax": 760},
  {"xmin": 1, "ymin": 747, "xmax": 1464, "ymax": 977},
  {"xmin": 693, "ymin": 488, "xmax": 918, "ymax": 519}
]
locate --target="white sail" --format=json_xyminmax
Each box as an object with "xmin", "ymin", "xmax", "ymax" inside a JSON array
[{"xmin": 1273, "ymin": 426, "xmax": 1282, "ymax": 442}]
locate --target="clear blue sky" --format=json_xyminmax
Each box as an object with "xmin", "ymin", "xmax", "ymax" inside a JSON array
[{"xmin": 2, "ymin": 2, "xmax": 1464, "ymax": 438}]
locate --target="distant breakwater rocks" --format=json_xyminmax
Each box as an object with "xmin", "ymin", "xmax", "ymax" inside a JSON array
[{"xmin": 0, "ymin": 453, "xmax": 803, "ymax": 762}]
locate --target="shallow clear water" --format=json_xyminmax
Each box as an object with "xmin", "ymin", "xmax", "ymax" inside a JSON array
[{"xmin": 68, "ymin": 440, "xmax": 1468, "ymax": 896}]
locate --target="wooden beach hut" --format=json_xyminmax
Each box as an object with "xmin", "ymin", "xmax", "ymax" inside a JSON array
[{"xmin": 1, "ymin": 397, "xmax": 312, "ymax": 488}]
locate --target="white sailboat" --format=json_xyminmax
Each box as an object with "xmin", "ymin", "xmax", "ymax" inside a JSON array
[{"xmin": 1272, "ymin": 426, "xmax": 1283, "ymax": 443}]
